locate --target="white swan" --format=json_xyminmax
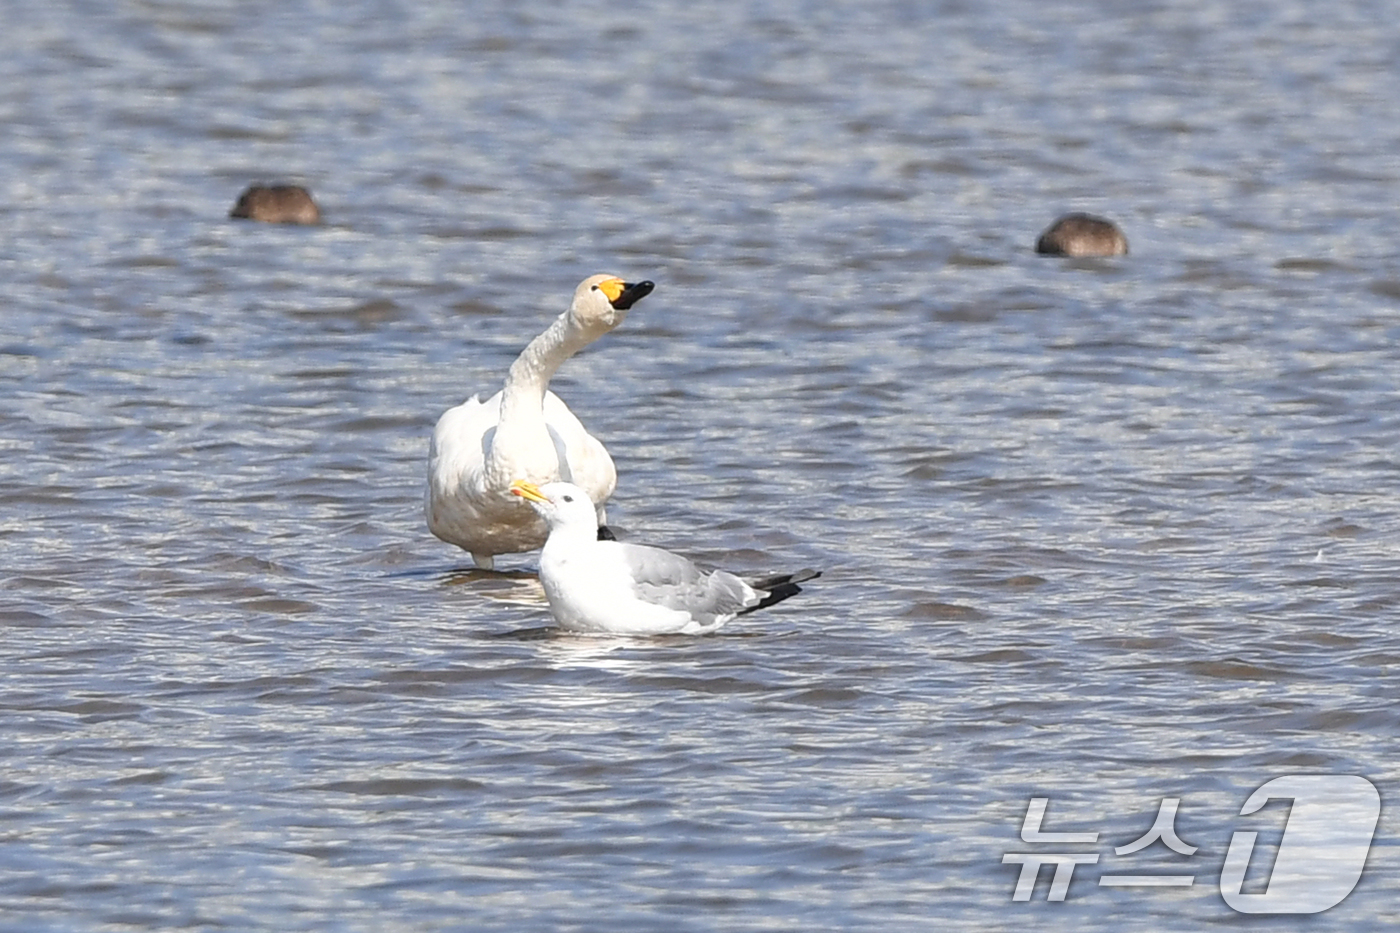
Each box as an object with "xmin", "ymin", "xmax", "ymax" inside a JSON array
[
  {"xmin": 510, "ymin": 480, "xmax": 820, "ymax": 635},
  {"xmin": 426, "ymin": 274, "xmax": 653, "ymax": 570}
]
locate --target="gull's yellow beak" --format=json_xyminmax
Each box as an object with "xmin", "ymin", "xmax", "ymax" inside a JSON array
[{"xmin": 509, "ymin": 480, "xmax": 548, "ymax": 504}]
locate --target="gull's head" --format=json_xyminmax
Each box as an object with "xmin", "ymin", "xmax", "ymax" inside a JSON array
[
  {"xmin": 569, "ymin": 274, "xmax": 654, "ymax": 332},
  {"xmin": 509, "ymin": 479, "xmax": 600, "ymax": 531}
]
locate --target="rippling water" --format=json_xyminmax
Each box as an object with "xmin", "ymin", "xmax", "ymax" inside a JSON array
[{"xmin": 3, "ymin": 1, "xmax": 1400, "ymax": 929}]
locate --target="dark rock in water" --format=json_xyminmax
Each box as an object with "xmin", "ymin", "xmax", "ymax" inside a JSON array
[
  {"xmin": 1035, "ymin": 212, "xmax": 1127, "ymax": 257},
  {"xmin": 229, "ymin": 184, "xmax": 322, "ymax": 225}
]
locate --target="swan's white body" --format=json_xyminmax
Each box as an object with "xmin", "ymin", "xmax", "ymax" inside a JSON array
[
  {"xmin": 510, "ymin": 480, "xmax": 819, "ymax": 635},
  {"xmin": 426, "ymin": 275, "xmax": 653, "ymax": 569}
]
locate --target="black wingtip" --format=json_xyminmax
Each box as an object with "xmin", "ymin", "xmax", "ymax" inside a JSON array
[
  {"xmin": 740, "ymin": 569, "xmax": 821, "ymax": 614},
  {"xmin": 597, "ymin": 525, "xmax": 617, "ymax": 542}
]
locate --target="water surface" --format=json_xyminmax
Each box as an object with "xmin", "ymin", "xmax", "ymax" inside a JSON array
[{"xmin": 3, "ymin": 1, "xmax": 1399, "ymax": 930}]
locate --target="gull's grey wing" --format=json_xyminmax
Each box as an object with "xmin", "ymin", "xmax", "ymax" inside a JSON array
[{"xmin": 615, "ymin": 543, "xmax": 759, "ymax": 620}]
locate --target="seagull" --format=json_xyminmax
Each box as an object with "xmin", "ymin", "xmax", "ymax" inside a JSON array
[
  {"xmin": 426, "ymin": 275, "xmax": 654, "ymax": 570},
  {"xmin": 509, "ymin": 480, "xmax": 820, "ymax": 635}
]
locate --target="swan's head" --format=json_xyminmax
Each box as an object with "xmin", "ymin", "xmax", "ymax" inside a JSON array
[
  {"xmin": 510, "ymin": 480, "xmax": 599, "ymax": 531},
  {"xmin": 569, "ymin": 274, "xmax": 654, "ymax": 332}
]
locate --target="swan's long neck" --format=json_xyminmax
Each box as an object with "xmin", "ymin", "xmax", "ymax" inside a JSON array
[{"xmin": 486, "ymin": 311, "xmax": 604, "ymax": 483}]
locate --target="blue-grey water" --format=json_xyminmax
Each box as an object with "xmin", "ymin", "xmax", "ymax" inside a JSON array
[{"xmin": 3, "ymin": 1, "xmax": 1399, "ymax": 930}]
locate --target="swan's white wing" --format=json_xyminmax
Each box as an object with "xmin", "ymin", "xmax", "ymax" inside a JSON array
[
  {"xmin": 427, "ymin": 393, "xmax": 493, "ymax": 494},
  {"xmin": 426, "ymin": 392, "xmax": 538, "ymax": 560},
  {"xmin": 540, "ymin": 392, "xmax": 616, "ymax": 510},
  {"xmin": 427, "ymin": 391, "xmax": 613, "ymax": 515}
]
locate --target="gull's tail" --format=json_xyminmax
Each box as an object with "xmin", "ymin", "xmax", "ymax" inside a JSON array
[{"xmin": 740, "ymin": 569, "xmax": 822, "ymax": 614}]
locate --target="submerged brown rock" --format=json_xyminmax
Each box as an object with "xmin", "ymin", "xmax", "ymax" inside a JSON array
[
  {"xmin": 1035, "ymin": 212, "xmax": 1127, "ymax": 257},
  {"xmin": 229, "ymin": 185, "xmax": 321, "ymax": 225}
]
